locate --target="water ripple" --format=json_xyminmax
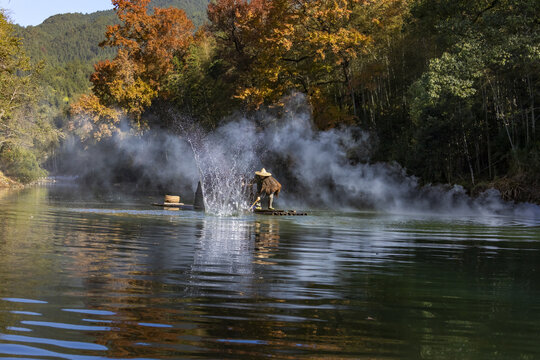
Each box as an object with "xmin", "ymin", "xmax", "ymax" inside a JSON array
[
  {"xmin": 4, "ymin": 328, "xmax": 32, "ymax": 333},
  {"xmin": 0, "ymin": 334, "xmax": 107, "ymax": 351},
  {"xmin": 1, "ymin": 299, "xmax": 47, "ymax": 305},
  {"xmin": 9, "ymin": 312, "xmax": 41, "ymax": 316},
  {"xmin": 20, "ymin": 321, "xmax": 112, "ymax": 331},
  {"xmin": 0, "ymin": 343, "xmax": 156, "ymax": 360},
  {"xmin": 62, "ymin": 309, "xmax": 116, "ymax": 316}
]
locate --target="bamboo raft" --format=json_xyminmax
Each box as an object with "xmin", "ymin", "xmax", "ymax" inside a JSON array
[
  {"xmin": 254, "ymin": 209, "xmax": 308, "ymax": 216},
  {"xmin": 152, "ymin": 204, "xmax": 307, "ymax": 215},
  {"xmin": 153, "ymin": 190, "xmax": 307, "ymax": 215},
  {"xmin": 152, "ymin": 202, "xmax": 195, "ymax": 210}
]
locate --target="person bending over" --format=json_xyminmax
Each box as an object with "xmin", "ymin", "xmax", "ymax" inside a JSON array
[{"xmin": 252, "ymin": 168, "xmax": 281, "ymax": 210}]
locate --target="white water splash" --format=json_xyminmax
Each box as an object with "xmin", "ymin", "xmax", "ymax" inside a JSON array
[{"xmin": 175, "ymin": 117, "xmax": 262, "ymax": 215}]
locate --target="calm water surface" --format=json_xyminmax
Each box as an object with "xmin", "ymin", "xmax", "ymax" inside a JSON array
[{"xmin": 1, "ymin": 186, "xmax": 540, "ymax": 359}]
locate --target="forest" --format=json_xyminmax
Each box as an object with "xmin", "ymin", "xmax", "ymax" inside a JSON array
[{"xmin": 1, "ymin": 0, "xmax": 539, "ymax": 203}]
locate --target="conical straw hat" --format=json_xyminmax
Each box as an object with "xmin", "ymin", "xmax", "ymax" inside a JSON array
[{"xmin": 255, "ymin": 168, "xmax": 271, "ymax": 177}]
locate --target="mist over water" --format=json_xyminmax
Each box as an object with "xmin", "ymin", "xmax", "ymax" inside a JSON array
[
  {"xmin": 55, "ymin": 127, "xmax": 200, "ymax": 197},
  {"xmin": 173, "ymin": 94, "xmax": 539, "ymax": 219},
  {"xmin": 58, "ymin": 94, "xmax": 540, "ymax": 218}
]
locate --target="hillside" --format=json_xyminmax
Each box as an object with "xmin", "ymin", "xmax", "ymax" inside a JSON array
[{"xmin": 14, "ymin": 0, "xmax": 209, "ymax": 111}]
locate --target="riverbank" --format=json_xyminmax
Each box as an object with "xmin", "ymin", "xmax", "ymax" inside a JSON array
[
  {"xmin": 471, "ymin": 173, "xmax": 540, "ymax": 205},
  {"xmin": 491, "ymin": 174, "xmax": 540, "ymax": 204},
  {"xmin": 0, "ymin": 171, "xmax": 23, "ymax": 189}
]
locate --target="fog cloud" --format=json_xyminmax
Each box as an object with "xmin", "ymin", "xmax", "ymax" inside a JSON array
[{"xmin": 56, "ymin": 94, "xmax": 540, "ymax": 218}]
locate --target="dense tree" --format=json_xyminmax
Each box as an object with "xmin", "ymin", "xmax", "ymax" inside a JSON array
[
  {"xmin": 205, "ymin": 0, "xmax": 409, "ymax": 128},
  {"xmin": 15, "ymin": 0, "xmax": 208, "ymax": 114},
  {"xmin": 5, "ymin": 0, "xmax": 538, "ymax": 199},
  {"xmin": 0, "ymin": 11, "xmax": 59, "ymax": 183},
  {"xmin": 0, "ymin": 11, "xmax": 36, "ymax": 124},
  {"xmin": 404, "ymin": 0, "xmax": 540, "ymax": 190},
  {"xmin": 179, "ymin": 0, "xmax": 538, "ymax": 199},
  {"xmin": 166, "ymin": 29, "xmax": 241, "ymax": 125},
  {"xmin": 71, "ymin": 0, "xmax": 195, "ymax": 137}
]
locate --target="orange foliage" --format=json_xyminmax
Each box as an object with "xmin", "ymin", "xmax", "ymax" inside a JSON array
[
  {"xmin": 102, "ymin": 0, "xmax": 194, "ymax": 89},
  {"xmin": 68, "ymin": 94, "xmax": 122, "ymax": 142},
  {"xmin": 207, "ymin": 0, "xmax": 400, "ymax": 117},
  {"xmin": 73, "ymin": 0, "xmax": 195, "ymax": 138},
  {"xmin": 91, "ymin": 49, "xmax": 156, "ymax": 123}
]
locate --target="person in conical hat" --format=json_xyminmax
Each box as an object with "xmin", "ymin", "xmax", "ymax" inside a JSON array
[{"xmin": 252, "ymin": 168, "xmax": 281, "ymax": 210}]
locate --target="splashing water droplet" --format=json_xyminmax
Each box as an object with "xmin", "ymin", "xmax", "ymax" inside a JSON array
[{"xmin": 174, "ymin": 115, "xmax": 261, "ymax": 216}]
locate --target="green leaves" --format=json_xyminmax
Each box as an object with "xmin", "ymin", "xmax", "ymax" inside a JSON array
[
  {"xmin": 425, "ymin": 42, "xmax": 484, "ymax": 101},
  {"xmin": 0, "ymin": 143, "xmax": 48, "ymax": 184},
  {"xmin": 0, "ymin": 11, "xmax": 35, "ymax": 122},
  {"xmin": 0, "ymin": 12, "xmax": 55, "ymax": 183}
]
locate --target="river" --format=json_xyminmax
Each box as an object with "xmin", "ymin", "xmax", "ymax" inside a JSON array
[{"xmin": 1, "ymin": 186, "xmax": 539, "ymax": 359}]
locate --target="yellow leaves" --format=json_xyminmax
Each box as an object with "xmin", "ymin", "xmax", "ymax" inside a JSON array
[
  {"xmin": 73, "ymin": 52, "xmax": 157, "ymax": 140},
  {"xmin": 108, "ymin": 77, "xmax": 155, "ymax": 117},
  {"xmin": 206, "ymin": 0, "xmax": 409, "ymax": 125},
  {"xmin": 309, "ymin": 86, "xmax": 355, "ymax": 129},
  {"xmin": 235, "ymin": 87, "xmax": 266, "ymax": 109},
  {"xmin": 365, "ymin": 0, "xmax": 410, "ymax": 36},
  {"xmin": 88, "ymin": 0, "xmax": 195, "ymax": 133},
  {"xmin": 317, "ymin": 48, "xmax": 326, "ymax": 60},
  {"xmin": 68, "ymin": 94, "xmax": 122, "ymax": 142}
]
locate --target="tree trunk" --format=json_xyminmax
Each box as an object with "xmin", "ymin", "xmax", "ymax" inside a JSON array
[
  {"xmin": 490, "ymin": 80, "xmax": 515, "ymax": 152},
  {"xmin": 486, "ymin": 121, "xmax": 492, "ymax": 180},
  {"xmin": 341, "ymin": 62, "xmax": 357, "ymax": 119},
  {"xmin": 463, "ymin": 134, "xmax": 475, "ymax": 186},
  {"xmin": 528, "ymin": 75, "xmax": 535, "ymax": 140},
  {"xmin": 525, "ymin": 107, "xmax": 529, "ymax": 145},
  {"xmin": 482, "ymin": 87, "xmax": 493, "ymax": 179},
  {"xmin": 351, "ymin": 86, "xmax": 358, "ymax": 119}
]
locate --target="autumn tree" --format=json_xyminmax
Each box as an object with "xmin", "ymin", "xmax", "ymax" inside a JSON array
[
  {"xmin": 100, "ymin": 0, "xmax": 194, "ymax": 89},
  {"xmin": 68, "ymin": 94, "xmax": 123, "ymax": 142},
  {"xmin": 206, "ymin": 0, "xmax": 409, "ymax": 128},
  {"xmin": 72, "ymin": 0, "xmax": 195, "ymax": 137},
  {"xmin": 90, "ymin": 49, "xmax": 157, "ymax": 124}
]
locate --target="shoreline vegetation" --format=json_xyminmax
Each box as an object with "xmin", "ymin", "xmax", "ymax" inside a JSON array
[
  {"xmin": 0, "ymin": 171, "xmax": 23, "ymax": 189},
  {"xmin": 1, "ymin": 0, "xmax": 539, "ymax": 205}
]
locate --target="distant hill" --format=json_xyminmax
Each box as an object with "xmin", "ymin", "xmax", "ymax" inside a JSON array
[{"xmin": 14, "ymin": 0, "xmax": 209, "ymax": 112}]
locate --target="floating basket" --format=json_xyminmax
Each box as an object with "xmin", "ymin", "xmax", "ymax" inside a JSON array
[{"xmin": 164, "ymin": 195, "xmax": 180, "ymax": 204}]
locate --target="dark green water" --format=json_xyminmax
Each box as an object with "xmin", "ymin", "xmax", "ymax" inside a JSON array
[{"xmin": 1, "ymin": 186, "xmax": 540, "ymax": 359}]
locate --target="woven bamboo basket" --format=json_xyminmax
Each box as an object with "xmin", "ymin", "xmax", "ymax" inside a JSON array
[{"xmin": 164, "ymin": 195, "xmax": 180, "ymax": 203}]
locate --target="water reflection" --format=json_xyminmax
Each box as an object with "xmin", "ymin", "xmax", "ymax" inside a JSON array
[
  {"xmin": 254, "ymin": 220, "xmax": 280, "ymax": 265},
  {"xmin": 1, "ymin": 187, "xmax": 540, "ymax": 359},
  {"xmin": 191, "ymin": 217, "xmax": 255, "ymax": 298},
  {"xmin": 189, "ymin": 217, "xmax": 284, "ymax": 298},
  {"xmin": 193, "ymin": 217, "xmax": 254, "ymax": 272}
]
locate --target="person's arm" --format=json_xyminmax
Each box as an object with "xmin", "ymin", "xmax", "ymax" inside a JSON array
[{"xmin": 247, "ymin": 176, "xmax": 257, "ymax": 187}]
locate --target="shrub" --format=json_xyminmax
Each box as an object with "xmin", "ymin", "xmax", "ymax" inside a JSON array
[{"xmin": 0, "ymin": 143, "xmax": 48, "ymax": 184}]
